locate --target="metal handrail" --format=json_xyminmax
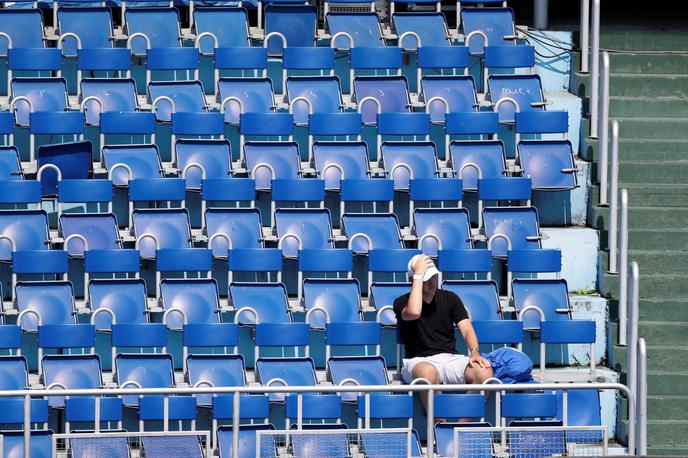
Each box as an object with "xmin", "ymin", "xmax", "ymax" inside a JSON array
[
  {"xmin": 588, "ymin": 0, "xmax": 601, "ymax": 137},
  {"xmin": 627, "ymin": 261, "xmax": 640, "ymax": 401},
  {"xmin": 618, "ymin": 189, "xmax": 629, "ymax": 345},
  {"xmin": 608, "ymin": 120, "xmax": 620, "ymax": 272},
  {"xmin": 637, "ymin": 336, "xmax": 647, "ymax": 455}
]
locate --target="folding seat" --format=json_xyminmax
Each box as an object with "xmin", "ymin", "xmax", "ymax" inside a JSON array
[
  {"xmin": 0, "ymin": 9, "xmax": 45, "ymax": 57},
  {"xmin": 2, "ymin": 430, "xmax": 53, "ymax": 458},
  {"xmin": 506, "ymin": 247, "xmax": 561, "ymax": 296},
  {"xmin": 512, "ymin": 275, "xmax": 572, "ymax": 330},
  {"xmin": 125, "ymin": 7, "xmax": 183, "ymax": 57},
  {"xmin": 6, "ymin": 48, "xmax": 62, "ymax": 97},
  {"xmin": 326, "ymin": 12, "xmax": 385, "ymax": 50},
  {"xmin": 483, "ymin": 44, "xmax": 535, "ymax": 83},
  {"xmin": 326, "ymin": 321, "xmax": 387, "ymax": 402},
  {"xmin": 0, "ymin": 111, "xmax": 20, "ymax": 178},
  {"xmin": 412, "ymin": 197, "xmax": 470, "ymax": 257},
  {"xmin": 378, "ymin": 113, "xmax": 435, "ymax": 186},
  {"xmin": 299, "ymin": 248, "xmax": 357, "ymax": 326},
  {"xmin": 554, "ymin": 389, "xmax": 603, "ymax": 442},
  {"xmin": 80, "ymin": 78, "xmax": 139, "ymax": 127},
  {"xmin": 392, "ymin": 12, "xmax": 452, "ymax": 50},
  {"xmin": 461, "ymin": 7, "xmax": 517, "ymax": 55},
  {"xmin": 270, "ymin": 179, "xmax": 326, "ymax": 228},
  {"xmin": 420, "ymin": 75, "xmax": 479, "ymax": 125},
  {"xmin": 284, "ymin": 48, "xmax": 340, "ymax": 124},
  {"xmin": 203, "ymin": 203, "xmax": 262, "ymax": 259},
  {"xmin": 228, "ymin": 248, "xmax": 290, "ymax": 324},
  {"xmin": 311, "ymin": 116, "xmax": 369, "ymax": 190},
  {"xmin": 342, "ymin": 213, "xmax": 403, "ymax": 253},
  {"xmin": 217, "ymin": 415, "xmax": 274, "ymax": 458},
  {"xmin": 0, "ymin": 196, "xmax": 48, "ymax": 262},
  {"xmin": 217, "ymin": 69, "xmax": 273, "ymax": 125},
  {"xmin": 177, "ymin": 139, "xmax": 233, "ymax": 191},
  {"xmin": 240, "ymin": 113, "xmax": 298, "ymax": 186},
  {"xmin": 486, "ymin": 74, "xmax": 547, "ymax": 123},
  {"xmin": 254, "ymin": 322, "xmax": 316, "ymax": 401},
  {"xmin": 285, "ymin": 394, "xmax": 343, "ymax": 430},
  {"xmin": 28, "ymin": 112, "xmax": 86, "ymax": 169},
  {"xmin": 169, "ymin": 112, "xmax": 225, "ymax": 168},
  {"xmin": 57, "ymin": 7, "xmax": 115, "ymax": 57},
  {"xmin": 264, "ymin": 4, "xmax": 318, "ymax": 55},
  {"xmin": 148, "ymin": 81, "xmax": 208, "ymax": 123},
  {"xmin": 10, "ymin": 77, "xmax": 69, "ymax": 127},
  {"xmin": 193, "ymin": 7, "xmax": 251, "ymax": 54},
  {"xmin": 274, "ymin": 207, "xmax": 333, "ymax": 258},
  {"xmin": 143, "ymin": 46, "xmax": 200, "ymax": 87},
  {"xmin": 88, "ymin": 273, "xmax": 147, "ymax": 331},
  {"xmin": 76, "ymin": 50, "xmax": 134, "ymax": 103},
  {"xmin": 13, "ymin": 271, "xmax": 75, "ymax": 335},
  {"xmin": 449, "ymin": 138, "xmax": 506, "ymax": 191},
  {"xmin": 366, "ymin": 248, "xmax": 418, "ymax": 329},
  {"xmin": 159, "ymin": 255, "xmax": 219, "ymax": 327},
  {"xmin": 357, "ymin": 393, "xmax": 421, "ymax": 455},
  {"xmin": 370, "ymin": 281, "xmax": 409, "ymax": 326},
  {"xmin": 433, "ymin": 393, "xmax": 489, "ymax": 456},
  {"xmin": 102, "ymin": 142, "xmax": 163, "ymax": 187},
  {"xmin": 129, "ymin": 179, "xmax": 191, "ymax": 257},
  {"xmin": 351, "ymin": 50, "xmax": 405, "ymax": 107}
]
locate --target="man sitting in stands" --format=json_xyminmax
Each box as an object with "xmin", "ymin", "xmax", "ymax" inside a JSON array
[{"xmin": 394, "ymin": 254, "xmax": 493, "ymax": 409}]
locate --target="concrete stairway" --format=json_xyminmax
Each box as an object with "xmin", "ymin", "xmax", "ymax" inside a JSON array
[{"xmin": 574, "ymin": 31, "xmax": 688, "ymax": 455}]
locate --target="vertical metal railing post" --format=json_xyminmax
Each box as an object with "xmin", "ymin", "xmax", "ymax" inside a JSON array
[
  {"xmin": 618, "ymin": 189, "xmax": 629, "ymax": 345},
  {"xmin": 608, "ymin": 120, "xmax": 620, "ymax": 272},
  {"xmin": 23, "ymin": 394, "xmax": 31, "ymax": 457},
  {"xmin": 627, "ymin": 262, "xmax": 640, "ymax": 404},
  {"xmin": 597, "ymin": 52, "xmax": 610, "ymax": 203},
  {"xmin": 637, "ymin": 337, "xmax": 648, "ymax": 455},
  {"xmin": 426, "ymin": 389, "xmax": 435, "ymax": 458},
  {"xmin": 589, "ymin": 0, "xmax": 601, "ymax": 138},
  {"xmin": 580, "ymin": 0, "xmax": 590, "ymax": 73}
]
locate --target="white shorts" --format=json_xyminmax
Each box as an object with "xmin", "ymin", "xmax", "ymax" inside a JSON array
[{"xmin": 401, "ymin": 353, "xmax": 470, "ymax": 385}]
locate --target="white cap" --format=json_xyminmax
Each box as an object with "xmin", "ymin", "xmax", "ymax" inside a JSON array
[{"xmin": 407, "ymin": 254, "xmax": 440, "ymax": 282}]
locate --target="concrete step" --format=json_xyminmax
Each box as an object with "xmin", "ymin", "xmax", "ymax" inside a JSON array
[
  {"xmin": 613, "ymin": 345, "xmax": 688, "ymax": 373},
  {"xmin": 647, "ymin": 372, "xmax": 688, "ymax": 396},
  {"xmin": 639, "ymin": 299, "xmax": 688, "ymax": 322},
  {"xmin": 582, "ymin": 137, "xmax": 688, "ymax": 162},
  {"xmin": 600, "ymin": 250, "xmax": 688, "ymax": 274},
  {"xmin": 575, "ymin": 73, "xmax": 688, "ymax": 98},
  {"xmin": 647, "ymin": 420, "xmax": 688, "ymax": 448},
  {"xmin": 615, "ymin": 117, "xmax": 688, "ymax": 140},
  {"xmin": 591, "ymin": 184, "xmax": 688, "ymax": 207},
  {"xmin": 589, "ymin": 205, "xmax": 688, "ymax": 231},
  {"xmin": 610, "ymin": 96, "xmax": 688, "ymax": 118},
  {"xmin": 590, "ymin": 161, "xmax": 688, "ymax": 185},
  {"xmin": 573, "ymin": 52, "xmax": 688, "ymax": 74},
  {"xmin": 602, "ymin": 272, "xmax": 688, "ymax": 299},
  {"xmin": 648, "ymin": 446, "xmax": 688, "ymax": 456},
  {"xmin": 600, "ymin": 32, "xmax": 688, "ymax": 51},
  {"xmin": 648, "ymin": 396, "xmax": 688, "ymax": 422}
]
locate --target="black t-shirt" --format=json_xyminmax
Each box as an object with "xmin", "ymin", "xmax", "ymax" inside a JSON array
[{"xmin": 393, "ymin": 289, "xmax": 469, "ymax": 359}]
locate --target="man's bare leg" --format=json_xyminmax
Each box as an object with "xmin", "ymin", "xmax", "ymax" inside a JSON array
[{"xmin": 411, "ymin": 362, "xmax": 441, "ymax": 411}]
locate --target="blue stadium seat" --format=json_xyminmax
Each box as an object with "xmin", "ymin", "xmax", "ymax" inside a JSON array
[
  {"xmin": 146, "ymin": 47, "xmax": 200, "ymax": 85},
  {"xmin": 57, "ymin": 7, "xmax": 114, "ymax": 57},
  {"xmin": 7, "ymin": 48, "xmax": 61, "ymax": 79},
  {"xmin": 77, "ymin": 50, "xmax": 133, "ymax": 87},
  {"xmin": 354, "ymin": 76, "xmax": 410, "ymax": 125},
  {"xmin": 30, "ymin": 112, "xmax": 86, "ymax": 166},
  {"xmin": 160, "ymin": 277, "xmax": 220, "ymax": 328},
  {"xmin": 302, "ymin": 278, "xmax": 361, "ymax": 329},
  {"xmin": 88, "ymin": 278, "xmax": 147, "ymax": 331},
  {"xmin": 285, "ymin": 394, "xmax": 343, "ymax": 428},
  {"xmin": 264, "ymin": 5, "xmax": 317, "ymax": 54},
  {"xmin": 274, "ymin": 208, "xmax": 333, "ymax": 258},
  {"xmin": 449, "ymin": 140, "xmax": 507, "ymax": 191},
  {"xmin": 0, "ymin": 355, "xmax": 29, "ymax": 390},
  {"xmin": 312, "ymin": 140, "xmax": 369, "ymax": 190},
  {"xmin": 15, "ymin": 281, "xmax": 76, "ymax": 332},
  {"xmin": 487, "ymin": 75, "xmax": 546, "ymax": 123},
  {"xmin": 242, "ymin": 122, "xmax": 298, "ymax": 188},
  {"xmin": 482, "ymin": 206, "xmax": 541, "ymax": 258},
  {"xmin": 177, "ymin": 139, "xmax": 232, "ymax": 190},
  {"xmin": 131, "ymin": 207, "xmax": 192, "ymax": 258},
  {"xmin": 0, "ymin": 113, "xmax": 21, "ymax": 179},
  {"xmin": 554, "ymin": 389, "xmax": 603, "ymax": 442},
  {"xmin": 381, "ymin": 139, "xmax": 437, "ymax": 190},
  {"xmin": 205, "ymin": 207, "xmax": 262, "ymax": 258},
  {"xmin": 112, "ymin": 323, "xmax": 171, "ymax": 396},
  {"xmin": 328, "ymin": 354, "xmax": 388, "ymax": 402},
  {"xmin": 102, "ymin": 144, "xmax": 163, "ymax": 186},
  {"xmin": 326, "ymin": 12, "xmax": 385, "ymax": 49},
  {"xmin": 10, "ymin": 78, "xmax": 69, "ymax": 127},
  {"xmin": 194, "ymin": 7, "xmax": 251, "ymax": 53},
  {"xmin": 80, "ymin": 79, "xmax": 139, "ymax": 127},
  {"xmin": 286, "ymin": 74, "xmax": 342, "ymax": 125},
  {"xmin": 414, "ymin": 207, "xmax": 471, "ymax": 256},
  {"xmin": 271, "ymin": 179, "xmax": 326, "ymax": 214},
  {"xmin": 517, "ymin": 141, "xmax": 578, "ymax": 191},
  {"xmin": 125, "ymin": 7, "xmax": 182, "ymax": 56},
  {"xmin": 370, "ymin": 282, "xmax": 410, "ymax": 326},
  {"xmin": 351, "ymin": 48, "xmax": 404, "ymax": 105},
  {"xmin": 342, "ymin": 213, "xmax": 403, "ymax": 253},
  {"xmin": 0, "ymin": 209, "xmax": 49, "ymax": 261},
  {"xmin": 436, "ymin": 421, "xmax": 493, "ymax": 458},
  {"xmin": 59, "ymin": 191, "xmax": 119, "ymax": 256},
  {"xmin": 186, "ymin": 351, "xmax": 245, "ymax": 406},
  {"xmin": 148, "ymin": 81, "xmax": 207, "ymax": 122},
  {"xmin": 393, "ymin": 12, "xmax": 452, "ymax": 49},
  {"xmin": 340, "ymin": 179, "xmax": 394, "ymax": 220},
  {"xmin": 367, "ymin": 248, "xmax": 420, "ymax": 323},
  {"xmin": 0, "ymin": 9, "xmax": 45, "ymax": 56},
  {"xmin": 420, "ymin": 76, "xmax": 478, "ymax": 124},
  {"xmin": 217, "ymin": 423, "xmax": 274, "ymax": 458},
  {"xmin": 170, "ymin": 112, "xmax": 225, "ymax": 165},
  {"xmin": 484, "ymin": 44, "xmax": 535, "ymax": 72},
  {"xmin": 218, "ymin": 76, "xmax": 274, "ymax": 124},
  {"xmin": 141, "ymin": 436, "xmax": 203, "ymax": 458},
  {"xmin": 255, "ymin": 356, "xmax": 317, "ymax": 402},
  {"xmin": 461, "ymin": 7, "xmax": 517, "ymax": 55},
  {"xmin": 512, "ymin": 278, "xmax": 572, "ymax": 330},
  {"xmin": 11, "ymin": 251, "xmax": 69, "ymax": 297},
  {"xmin": 3, "ymin": 430, "xmax": 53, "ymax": 458},
  {"xmin": 540, "ymin": 320, "xmax": 596, "ymax": 372}
]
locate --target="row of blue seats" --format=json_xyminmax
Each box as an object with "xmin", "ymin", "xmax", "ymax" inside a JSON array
[{"xmin": 0, "ymin": 5, "xmax": 519, "ymax": 55}]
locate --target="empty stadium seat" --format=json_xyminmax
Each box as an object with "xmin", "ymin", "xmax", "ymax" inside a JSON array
[
  {"xmin": 148, "ymin": 81, "xmax": 208, "ymax": 123},
  {"xmin": 15, "ymin": 281, "xmax": 76, "ymax": 332},
  {"xmin": 274, "ymin": 208, "xmax": 333, "ymax": 257},
  {"xmin": 487, "ymin": 75, "xmax": 546, "ymax": 123},
  {"xmin": 421, "ymin": 76, "xmax": 478, "ymax": 124},
  {"xmin": 286, "ymin": 74, "xmax": 341, "ymax": 125},
  {"xmin": 194, "ymin": 7, "xmax": 251, "ymax": 53},
  {"xmin": 393, "ymin": 12, "xmax": 452, "ymax": 49},
  {"xmin": 57, "ymin": 7, "xmax": 114, "ymax": 57},
  {"xmin": 264, "ymin": 4, "xmax": 317, "ymax": 54},
  {"xmin": 440, "ymin": 249, "xmax": 501, "ymax": 320},
  {"xmin": 131, "ymin": 207, "xmax": 192, "ymax": 258},
  {"xmin": 102, "ymin": 144, "xmax": 163, "ymax": 186},
  {"xmin": 256, "ymin": 355, "xmax": 317, "ymax": 402},
  {"xmin": 3, "ymin": 430, "xmax": 53, "ymax": 458},
  {"xmin": 327, "ymin": 12, "xmax": 385, "ymax": 49},
  {"xmin": 218, "ymin": 74, "xmax": 273, "ymax": 125},
  {"xmin": 340, "ymin": 179, "xmax": 394, "ymax": 221},
  {"xmin": 161, "ymin": 277, "xmax": 220, "ymax": 328},
  {"xmin": 517, "ymin": 139, "xmax": 578, "ymax": 191},
  {"xmin": 449, "ymin": 140, "xmax": 506, "ymax": 191},
  {"xmin": 328, "ymin": 354, "xmax": 388, "ymax": 402},
  {"xmin": 205, "ymin": 206, "xmax": 262, "ymax": 258},
  {"xmin": 312, "ymin": 139, "xmax": 369, "ymax": 190},
  {"xmin": 354, "ymin": 76, "xmax": 410, "ymax": 124},
  {"xmin": 177, "ymin": 140, "xmax": 233, "ymax": 191},
  {"xmin": 512, "ymin": 278, "xmax": 572, "ymax": 330},
  {"xmin": 380, "ymin": 139, "xmax": 437, "ymax": 190},
  {"xmin": 89, "ymin": 278, "xmax": 148, "ymax": 331},
  {"xmin": 342, "ymin": 213, "xmax": 403, "ymax": 253},
  {"xmin": 125, "ymin": 7, "xmax": 183, "ymax": 56},
  {"xmin": 10, "ymin": 78, "xmax": 69, "ymax": 127},
  {"xmin": 0, "ymin": 208, "xmax": 49, "ymax": 261},
  {"xmin": 461, "ymin": 7, "xmax": 517, "ymax": 55}
]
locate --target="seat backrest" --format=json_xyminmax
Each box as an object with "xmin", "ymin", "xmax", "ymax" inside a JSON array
[
  {"xmin": 0, "ymin": 9, "xmax": 44, "ymax": 55},
  {"xmin": 482, "ymin": 206, "xmax": 541, "ymax": 256},
  {"xmin": 176, "ymin": 139, "xmax": 232, "ymax": 190},
  {"xmin": 461, "ymin": 7, "xmax": 516, "ymax": 54},
  {"xmin": 141, "ymin": 436, "xmax": 203, "ymax": 458},
  {"xmin": 312, "ymin": 142, "xmax": 369, "ymax": 190},
  {"xmin": 421, "ymin": 76, "xmax": 478, "ymax": 123},
  {"xmin": 15, "ymin": 281, "xmax": 75, "ymax": 331},
  {"xmin": 205, "ymin": 208, "xmax": 263, "ymax": 257},
  {"xmin": 264, "ymin": 5, "xmax": 317, "ymax": 54},
  {"xmin": 3, "ymin": 430, "xmax": 53, "ymax": 458},
  {"xmin": 0, "ymin": 148, "xmax": 21, "ymax": 181},
  {"xmin": 326, "ymin": 12, "xmax": 384, "ymax": 49},
  {"xmin": 218, "ymin": 424, "xmax": 274, "ymax": 458},
  {"xmin": 435, "ymin": 421, "xmax": 493, "ymax": 458},
  {"xmin": 450, "ymin": 140, "xmax": 506, "ymax": 191},
  {"xmin": 414, "ymin": 208, "xmax": 471, "ymax": 255},
  {"xmin": 160, "ymin": 279, "xmax": 220, "ymax": 328},
  {"xmin": 369, "ymin": 283, "xmax": 409, "ymax": 326},
  {"xmin": 303, "ymin": 279, "xmax": 361, "ymax": 328},
  {"xmin": 442, "ymin": 281, "xmax": 500, "ymax": 320},
  {"xmin": 10, "ymin": 78, "xmax": 68, "ymax": 126},
  {"xmin": 230, "ymin": 283, "xmax": 291, "ymax": 324},
  {"xmin": 286, "ymin": 76, "xmax": 343, "ymax": 125},
  {"xmin": 512, "ymin": 278, "xmax": 571, "ymax": 329},
  {"xmin": 275, "ymin": 208, "xmax": 333, "ymax": 257},
  {"xmin": 116, "ymin": 353, "xmax": 174, "ymax": 388},
  {"xmin": 187, "ymin": 354, "xmax": 246, "ymax": 406},
  {"xmin": 194, "ymin": 7, "xmax": 250, "ymax": 52},
  {"xmin": 342, "ymin": 213, "xmax": 402, "ymax": 252},
  {"xmin": 42, "ymin": 354, "xmax": 102, "ymax": 390},
  {"xmin": 58, "ymin": 7, "xmax": 113, "ymax": 56},
  {"xmin": 60, "ymin": 214, "xmax": 120, "ymax": 256},
  {"xmin": 487, "ymin": 75, "xmax": 544, "ymax": 123},
  {"xmin": 125, "ymin": 7, "xmax": 181, "ymax": 54},
  {"xmin": 244, "ymin": 142, "xmax": 301, "ymax": 190},
  {"xmin": 89, "ymin": 279, "xmax": 147, "ymax": 331},
  {"xmin": 80, "ymin": 78, "xmax": 138, "ymax": 126},
  {"xmin": 393, "ymin": 13, "xmax": 450, "ymax": 48},
  {"xmin": 255, "ymin": 357, "xmax": 317, "ymax": 401},
  {"xmin": 328, "ymin": 356, "xmax": 388, "ymax": 402},
  {"xmin": 0, "ymin": 356, "xmax": 28, "ymax": 390},
  {"xmin": 147, "ymin": 81, "xmax": 206, "ymax": 122},
  {"xmin": 132, "ymin": 208, "xmax": 192, "ymax": 257},
  {"xmin": 354, "ymin": 76, "xmax": 410, "ymax": 124},
  {"xmin": 218, "ymin": 78, "xmax": 275, "ymax": 124},
  {"xmin": 0, "ymin": 209, "xmax": 49, "ymax": 261},
  {"xmin": 517, "ymin": 140, "xmax": 577, "ymax": 190},
  {"xmin": 102, "ymin": 144, "xmax": 163, "ymax": 186},
  {"xmin": 381, "ymin": 142, "xmax": 437, "ymax": 190},
  {"xmin": 554, "ymin": 389, "xmax": 601, "ymax": 427}
]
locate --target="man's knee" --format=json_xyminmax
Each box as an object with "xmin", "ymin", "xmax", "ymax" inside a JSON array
[
  {"xmin": 412, "ymin": 362, "xmax": 441, "ymax": 384},
  {"xmin": 464, "ymin": 364, "xmax": 493, "ymax": 384}
]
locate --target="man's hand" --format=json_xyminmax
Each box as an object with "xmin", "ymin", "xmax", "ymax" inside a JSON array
[
  {"xmin": 468, "ymin": 351, "xmax": 490, "ymax": 370},
  {"xmin": 412, "ymin": 254, "xmax": 434, "ymax": 278}
]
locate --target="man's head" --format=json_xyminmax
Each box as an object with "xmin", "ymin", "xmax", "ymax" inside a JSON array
[{"xmin": 408, "ymin": 254, "xmax": 440, "ymax": 296}]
